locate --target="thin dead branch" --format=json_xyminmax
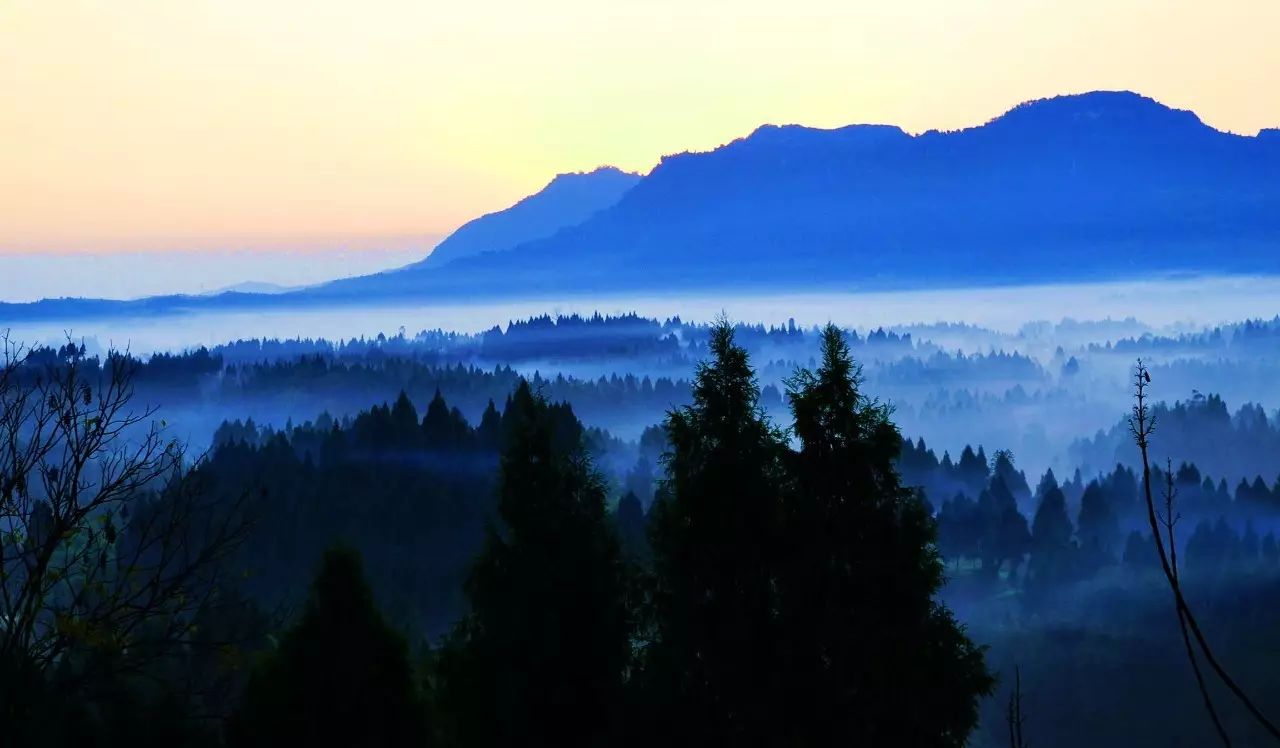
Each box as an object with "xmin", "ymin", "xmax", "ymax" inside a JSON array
[
  {"xmin": 1130, "ymin": 358, "xmax": 1278, "ymax": 745},
  {"xmin": 0, "ymin": 334, "xmax": 253, "ymax": 705}
]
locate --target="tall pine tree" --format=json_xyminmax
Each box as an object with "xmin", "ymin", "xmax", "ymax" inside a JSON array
[
  {"xmin": 437, "ymin": 381, "xmax": 631, "ymax": 748},
  {"xmin": 780, "ymin": 324, "xmax": 992, "ymax": 746},
  {"xmin": 643, "ymin": 320, "xmax": 791, "ymax": 744}
]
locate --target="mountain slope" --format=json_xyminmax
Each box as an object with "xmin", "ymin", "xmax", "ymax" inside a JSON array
[
  {"xmin": 418, "ymin": 166, "xmax": 640, "ymax": 268},
  {"xmin": 345, "ymin": 90, "xmax": 1280, "ymax": 297},
  {"xmin": 303, "ymin": 166, "xmax": 641, "ymax": 299}
]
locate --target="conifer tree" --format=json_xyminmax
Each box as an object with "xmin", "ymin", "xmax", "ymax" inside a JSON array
[
  {"xmin": 979, "ymin": 476, "xmax": 1031, "ymax": 579},
  {"xmin": 438, "ymin": 381, "xmax": 630, "ymax": 748},
  {"xmin": 1028, "ymin": 485, "xmax": 1075, "ymax": 588},
  {"xmin": 780, "ymin": 324, "xmax": 992, "ymax": 746},
  {"xmin": 643, "ymin": 320, "xmax": 791, "ymax": 743},
  {"xmin": 228, "ymin": 547, "xmax": 428, "ymax": 747},
  {"xmin": 1077, "ymin": 480, "xmax": 1119, "ymax": 566}
]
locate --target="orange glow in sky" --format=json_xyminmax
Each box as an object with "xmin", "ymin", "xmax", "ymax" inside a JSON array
[{"xmin": 2, "ymin": 0, "xmax": 1278, "ymax": 254}]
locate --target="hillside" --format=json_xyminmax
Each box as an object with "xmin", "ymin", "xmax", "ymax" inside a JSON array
[{"xmin": 385, "ymin": 91, "xmax": 1279, "ymax": 296}]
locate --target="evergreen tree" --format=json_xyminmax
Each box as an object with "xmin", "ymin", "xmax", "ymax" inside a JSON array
[
  {"xmin": 991, "ymin": 450, "xmax": 1032, "ymax": 508},
  {"xmin": 1122, "ymin": 530, "xmax": 1159, "ymax": 572},
  {"xmin": 615, "ymin": 490, "xmax": 650, "ymax": 563},
  {"xmin": 476, "ymin": 398, "xmax": 503, "ymax": 452},
  {"xmin": 1028, "ymin": 485, "xmax": 1074, "ymax": 588},
  {"xmin": 643, "ymin": 320, "xmax": 791, "ymax": 744},
  {"xmin": 423, "ymin": 388, "xmax": 471, "ymax": 450},
  {"xmin": 937, "ymin": 492, "xmax": 983, "ymax": 565},
  {"xmin": 624, "ymin": 454, "xmax": 657, "ymax": 505},
  {"xmin": 779, "ymin": 324, "xmax": 993, "ymax": 746},
  {"xmin": 437, "ymin": 381, "xmax": 631, "ymax": 748},
  {"xmin": 1262, "ymin": 531, "xmax": 1279, "ymax": 565},
  {"xmin": 957, "ymin": 445, "xmax": 989, "ymax": 495},
  {"xmin": 978, "ymin": 476, "xmax": 1031, "ymax": 579},
  {"xmin": 1242, "ymin": 519, "xmax": 1260, "ymax": 562},
  {"xmin": 227, "ymin": 547, "xmax": 428, "ymax": 747},
  {"xmin": 1034, "ymin": 468, "xmax": 1059, "ymax": 501},
  {"xmin": 1077, "ymin": 480, "xmax": 1119, "ymax": 567}
]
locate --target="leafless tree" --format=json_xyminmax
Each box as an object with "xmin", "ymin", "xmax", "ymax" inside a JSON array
[
  {"xmin": 0, "ymin": 333, "xmax": 251, "ymax": 707},
  {"xmin": 1006, "ymin": 666, "xmax": 1029, "ymax": 748},
  {"xmin": 1130, "ymin": 358, "xmax": 1280, "ymax": 746}
]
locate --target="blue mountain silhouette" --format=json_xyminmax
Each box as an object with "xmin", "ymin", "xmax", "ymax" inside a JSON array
[
  {"xmin": 417, "ymin": 166, "xmax": 640, "ymax": 268},
  {"xmin": 5, "ymin": 91, "xmax": 1279, "ymax": 319},
  {"xmin": 374, "ymin": 90, "xmax": 1277, "ymax": 297},
  {"xmin": 304, "ymin": 166, "xmax": 639, "ymax": 297}
]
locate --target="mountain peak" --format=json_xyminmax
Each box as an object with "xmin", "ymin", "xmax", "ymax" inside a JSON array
[
  {"xmin": 547, "ymin": 165, "xmax": 638, "ymax": 184},
  {"xmin": 408, "ymin": 166, "xmax": 641, "ymax": 269},
  {"xmin": 740, "ymin": 122, "xmax": 909, "ymax": 148},
  {"xmin": 982, "ymin": 90, "xmax": 1208, "ymax": 136}
]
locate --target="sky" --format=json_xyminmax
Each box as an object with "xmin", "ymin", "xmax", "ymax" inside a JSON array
[{"xmin": 2, "ymin": 0, "xmax": 1279, "ymax": 267}]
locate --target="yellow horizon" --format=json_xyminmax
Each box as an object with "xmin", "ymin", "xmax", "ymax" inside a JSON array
[{"xmin": 3, "ymin": 0, "xmax": 1278, "ymax": 254}]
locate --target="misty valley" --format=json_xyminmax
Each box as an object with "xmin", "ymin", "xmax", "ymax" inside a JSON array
[{"xmin": 6, "ymin": 302, "xmax": 1280, "ymax": 746}]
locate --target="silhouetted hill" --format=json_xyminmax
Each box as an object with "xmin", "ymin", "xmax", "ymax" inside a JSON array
[
  {"xmin": 389, "ymin": 91, "xmax": 1277, "ymax": 296},
  {"xmin": 5, "ymin": 91, "xmax": 1280, "ymax": 319},
  {"xmin": 420, "ymin": 166, "xmax": 640, "ymax": 268},
  {"xmin": 303, "ymin": 166, "xmax": 640, "ymax": 298}
]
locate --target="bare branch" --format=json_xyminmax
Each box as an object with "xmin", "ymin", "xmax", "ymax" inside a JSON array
[
  {"xmin": 0, "ymin": 337, "xmax": 252, "ymax": 708},
  {"xmin": 1130, "ymin": 358, "xmax": 1276, "ymax": 745},
  {"xmin": 1006, "ymin": 665, "xmax": 1029, "ymax": 748}
]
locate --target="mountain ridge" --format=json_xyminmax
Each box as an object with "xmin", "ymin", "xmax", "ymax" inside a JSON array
[
  {"xmin": 414, "ymin": 166, "xmax": 640, "ymax": 269},
  {"xmin": 385, "ymin": 89, "xmax": 1278, "ymax": 295},
  {"xmin": 4, "ymin": 90, "xmax": 1280, "ymax": 319}
]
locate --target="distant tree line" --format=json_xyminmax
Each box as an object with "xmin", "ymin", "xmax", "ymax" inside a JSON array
[
  {"xmin": 1072, "ymin": 391, "xmax": 1280, "ymax": 486},
  {"xmin": 897, "ymin": 437, "xmax": 1280, "ymax": 592}
]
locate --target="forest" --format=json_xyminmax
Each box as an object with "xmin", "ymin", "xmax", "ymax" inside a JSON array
[{"xmin": 5, "ymin": 312, "xmax": 1280, "ymax": 747}]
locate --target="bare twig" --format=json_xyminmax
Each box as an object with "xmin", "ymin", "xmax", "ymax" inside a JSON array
[
  {"xmin": 1130, "ymin": 359, "xmax": 1278, "ymax": 744},
  {"xmin": 0, "ymin": 335, "xmax": 253, "ymax": 708},
  {"xmin": 1006, "ymin": 665, "xmax": 1029, "ymax": 748}
]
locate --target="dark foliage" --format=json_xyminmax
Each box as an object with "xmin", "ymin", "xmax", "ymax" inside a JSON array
[
  {"xmin": 778, "ymin": 324, "xmax": 992, "ymax": 745},
  {"xmin": 436, "ymin": 382, "xmax": 631, "ymax": 748},
  {"xmin": 228, "ymin": 548, "xmax": 429, "ymax": 747},
  {"xmin": 641, "ymin": 322, "xmax": 991, "ymax": 745}
]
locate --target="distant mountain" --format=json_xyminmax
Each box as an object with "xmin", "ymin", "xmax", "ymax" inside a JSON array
[
  {"xmin": 304, "ymin": 167, "xmax": 640, "ymax": 299},
  {"xmin": 420, "ymin": 167, "xmax": 640, "ymax": 268},
  {"xmin": 5, "ymin": 91, "xmax": 1280, "ymax": 320},
  {"xmin": 376, "ymin": 90, "xmax": 1278, "ymax": 297},
  {"xmin": 204, "ymin": 280, "xmax": 296, "ymax": 296}
]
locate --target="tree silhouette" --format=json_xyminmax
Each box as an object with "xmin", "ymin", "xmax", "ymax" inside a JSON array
[
  {"xmin": 642, "ymin": 322, "xmax": 990, "ymax": 745},
  {"xmin": 643, "ymin": 320, "xmax": 791, "ymax": 743},
  {"xmin": 0, "ymin": 336, "xmax": 250, "ymax": 740},
  {"xmin": 780, "ymin": 323, "xmax": 992, "ymax": 746},
  {"xmin": 437, "ymin": 380, "xmax": 631, "ymax": 748},
  {"xmin": 979, "ymin": 476, "xmax": 1031, "ymax": 580},
  {"xmin": 227, "ymin": 547, "xmax": 428, "ymax": 747},
  {"xmin": 1077, "ymin": 480, "xmax": 1119, "ymax": 570},
  {"xmin": 1028, "ymin": 484, "xmax": 1075, "ymax": 589}
]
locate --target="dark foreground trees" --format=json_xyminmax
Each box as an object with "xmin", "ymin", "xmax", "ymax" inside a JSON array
[
  {"xmin": 436, "ymin": 381, "xmax": 632, "ymax": 748},
  {"xmin": 643, "ymin": 320, "xmax": 793, "ymax": 743},
  {"xmin": 643, "ymin": 322, "xmax": 992, "ymax": 745},
  {"xmin": 780, "ymin": 324, "xmax": 992, "ymax": 745},
  {"xmin": 430, "ymin": 323, "xmax": 990, "ymax": 746},
  {"xmin": 0, "ymin": 338, "xmax": 250, "ymax": 744},
  {"xmin": 228, "ymin": 547, "xmax": 429, "ymax": 747},
  {"xmin": 2, "ymin": 325, "xmax": 993, "ymax": 747}
]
